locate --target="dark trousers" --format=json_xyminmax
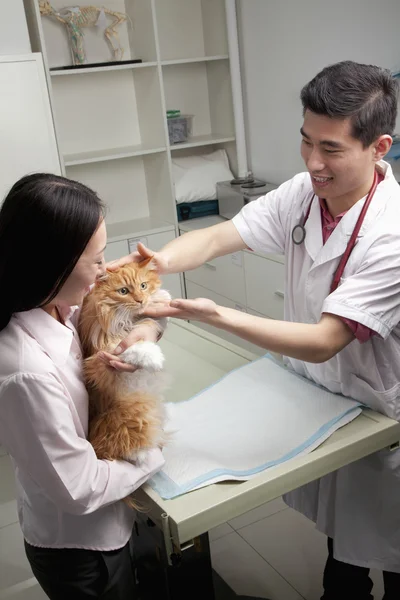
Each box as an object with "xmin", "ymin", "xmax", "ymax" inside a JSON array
[
  {"xmin": 321, "ymin": 537, "xmax": 400, "ymax": 600},
  {"xmin": 25, "ymin": 539, "xmax": 137, "ymax": 600}
]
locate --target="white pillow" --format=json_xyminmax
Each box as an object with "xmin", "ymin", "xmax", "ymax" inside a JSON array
[{"xmin": 173, "ymin": 149, "xmax": 234, "ymax": 204}]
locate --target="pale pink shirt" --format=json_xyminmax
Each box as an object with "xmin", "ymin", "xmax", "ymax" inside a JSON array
[{"xmin": 0, "ymin": 306, "xmax": 165, "ymax": 550}]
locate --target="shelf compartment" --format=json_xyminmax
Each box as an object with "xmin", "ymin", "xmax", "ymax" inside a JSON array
[
  {"xmin": 39, "ymin": 0, "xmax": 158, "ymax": 68},
  {"xmin": 155, "ymin": 0, "xmax": 228, "ymax": 61},
  {"xmin": 52, "ymin": 66, "xmax": 165, "ymax": 158},
  {"xmin": 66, "ymin": 152, "xmax": 176, "ymax": 226},
  {"xmin": 163, "ymin": 60, "xmax": 235, "ymax": 143}
]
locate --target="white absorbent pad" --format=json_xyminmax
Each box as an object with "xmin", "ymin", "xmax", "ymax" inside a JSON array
[{"xmin": 149, "ymin": 355, "xmax": 362, "ymax": 499}]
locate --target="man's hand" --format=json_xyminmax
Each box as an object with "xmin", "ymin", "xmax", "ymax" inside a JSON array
[
  {"xmin": 142, "ymin": 298, "xmax": 218, "ymax": 323},
  {"xmin": 106, "ymin": 242, "xmax": 169, "ymax": 274}
]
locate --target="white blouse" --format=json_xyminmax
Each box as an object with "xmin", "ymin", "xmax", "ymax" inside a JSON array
[{"xmin": 0, "ymin": 307, "xmax": 164, "ymax": 550}]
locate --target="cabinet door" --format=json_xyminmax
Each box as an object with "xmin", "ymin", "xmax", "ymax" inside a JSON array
[
  {"xmin": 244, "ymin": 253, "xmax": 285, "ymax": 320},
  {"xmin": 185, "ymin": 281, "xmax": 264, "ymax": 356},
  {"xmin": 0, "ymin": 55, "xmax": 60, "ymax": 202},
  {"xmin": 128, "ymin": 230, "xmax": 182, "ymax": 299},
  {"xmin": 105, "ymin": 240, "xmax": 129, "ymax": 262},
  {"xmin": 184, "ymin": 251, "xmax": 246, "ymax": 305}
]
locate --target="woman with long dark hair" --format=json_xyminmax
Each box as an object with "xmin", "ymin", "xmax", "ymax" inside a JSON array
[{"xmin": 0, "ymin": 173, "xmax": 164, "ymax": 599}]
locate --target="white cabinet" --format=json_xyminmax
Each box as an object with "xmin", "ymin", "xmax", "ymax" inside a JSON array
[
  {"xmin": 244, "ymin": 252, "xmax": 285, "ymax": 320},
  {"xmin": 0, "ymin": 1, "xmax": 31, "ymax": 55},
  {"xmin": 184, "ymin": 251, "xmax": 246, "ymax": 305},
  {"xmin": 185, "ymin": 281, "xmax": 264, "ymax": 356},
  {"xmin": 104, "ymin": 240, "xmax": 129, "ymax": 263},
  {"xmin": 0, "ymin": 54, "xmax": 61, "ymax": 202}
]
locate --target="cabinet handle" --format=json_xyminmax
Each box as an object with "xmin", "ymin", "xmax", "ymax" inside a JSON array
[
  {"xmin": 204, "ymin": 262, "xmax": 217, "ymax": 271},
  {"xmin": 275, "ymin": 290, "xmax": 285, "ymax": 298}
]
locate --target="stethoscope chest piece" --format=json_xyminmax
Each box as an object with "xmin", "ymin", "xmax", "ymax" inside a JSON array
[{"xmin": 292, "ymin": 224, "xmax": 306, "ymax": 245}]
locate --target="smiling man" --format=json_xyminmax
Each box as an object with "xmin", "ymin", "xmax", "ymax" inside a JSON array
[{"xmin": 113, "ymin": 61, "xmax": 400, "ymax": 599}]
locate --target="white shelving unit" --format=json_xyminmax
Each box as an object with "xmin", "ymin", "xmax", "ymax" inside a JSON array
[{"xmin": 23, "ymin": 0, "xmax": 245, "ymax": 300}]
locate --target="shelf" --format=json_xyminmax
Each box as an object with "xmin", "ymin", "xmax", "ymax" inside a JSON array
[
  {"xmin": 178, "ymin": 215, "xmax": 225, "ymax": 233},
  {"xmin": 107, "ymin": 217, "xmax": 175, "ymax": 243},
  {"xmin": 64, "ymin": 145, "xmax": 167, "ymax": 167},
  {"xmin": 50, "ymin": 62, "xmax": 158, "ymax": 76},
  {"xmin": 161, "ymin": 55, "xmax": 229, "ymax": 66},
  {"xmin": 169, "ymin": 134, "xmax": 235, "ymax": 151}
]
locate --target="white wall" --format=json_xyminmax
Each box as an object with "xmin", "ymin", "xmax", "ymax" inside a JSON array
[
  {"xmin": 0, "ymin": 0, "xmax": 31, "ymax": 55},
  {"xmin": 237, "ymin": 0, "xmax": 400, "ymax": 185}
]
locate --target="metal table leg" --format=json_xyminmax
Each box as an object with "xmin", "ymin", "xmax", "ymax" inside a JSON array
[{"xmin": 133, "ymin": 517, "xmax": 268, "ymax": 600}]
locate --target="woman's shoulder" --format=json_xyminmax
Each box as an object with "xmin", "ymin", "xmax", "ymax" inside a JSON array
[{"xmin": 0, "ymin": 315, "xmax": 56, "ymax": 384}]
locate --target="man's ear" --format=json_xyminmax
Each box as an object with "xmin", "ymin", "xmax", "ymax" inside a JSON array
[{"xmin": 373, "ymin": 134, "xmax": 392, "ymax": 162}]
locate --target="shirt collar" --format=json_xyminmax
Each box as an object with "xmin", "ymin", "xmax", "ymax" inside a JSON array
[
  {"xmin": 15, "ymin": 306, "xmax": 79, "ymax": 367},
  {"xmin": 319, "ymin": 198, "xmax": 347, "ymax": 225}
]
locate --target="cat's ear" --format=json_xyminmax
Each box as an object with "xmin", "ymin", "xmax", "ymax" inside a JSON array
[
  {"xmin": 95, "ymin": 272, "xmax": 110, "ymax": 286},
  {"xmin": 138, "ymin": 257, "xmax": 156, "ymax": 270}
]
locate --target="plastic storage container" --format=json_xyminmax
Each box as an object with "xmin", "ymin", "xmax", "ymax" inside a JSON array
[
  {"xmin": 167, "ymin": 114, "xmax": 193, "ymax": 144},
  {"xmin": 176, "ymin": 199, "xmax": 219, "ymax": 221}
]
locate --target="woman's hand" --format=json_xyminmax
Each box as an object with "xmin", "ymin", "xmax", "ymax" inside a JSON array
[
  {"xmin": 142, "ymin": 298, "xmax": 219, "ymax": 323},
  {"xmin": 106, "ymin": 242, "xmax": 169, "ymax": 275},
  {"xmin": 98, "ymin": 321, "xmax": 161, "ymax": 371}
]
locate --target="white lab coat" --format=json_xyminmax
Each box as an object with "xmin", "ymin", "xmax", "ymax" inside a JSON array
[{"xmin": 232, "ymin": 161, "xmax": 400, "ymax": 572}]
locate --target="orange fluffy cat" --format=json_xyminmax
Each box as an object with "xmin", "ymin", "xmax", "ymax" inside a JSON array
[{"xmin": 78, "ymin": 260, "xmax": 170, "ymax": 466}]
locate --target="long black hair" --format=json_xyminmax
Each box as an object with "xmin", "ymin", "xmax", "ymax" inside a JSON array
[
  {"xmin": 301, "ymin": 61, "xmax": 399, "ymax": 147},
  {"xmin": 0, "ymin": 173, "xmax": 105, "ymax": 331}
]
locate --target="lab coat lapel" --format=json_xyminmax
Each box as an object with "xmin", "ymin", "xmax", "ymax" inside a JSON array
[
  {"xmin": 310, "ymin": 170, "xmax": 391, "ymax": 271},
  {"xmin": 304, "ymin": 196, "xmax": 323, "ymax": 262}
]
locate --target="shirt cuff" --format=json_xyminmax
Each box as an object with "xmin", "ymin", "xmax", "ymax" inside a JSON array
[{"xmin": 323, "ymin": 299, "xmax": 390, "ymax": 339}]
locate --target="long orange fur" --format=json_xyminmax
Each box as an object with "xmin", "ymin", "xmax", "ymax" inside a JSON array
[{"xmin": 78, "ymin": 261, "xmax": 168, "ymax": 506}]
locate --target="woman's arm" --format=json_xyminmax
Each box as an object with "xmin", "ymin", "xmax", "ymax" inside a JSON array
[{"xmin": 0, "ymin": 373, "xmax": 164, "ymax": 515}]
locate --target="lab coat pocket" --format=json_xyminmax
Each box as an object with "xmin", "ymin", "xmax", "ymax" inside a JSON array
[{"xmin": 348, "ymin": 373, "xmax": 400, "ymax": 420}]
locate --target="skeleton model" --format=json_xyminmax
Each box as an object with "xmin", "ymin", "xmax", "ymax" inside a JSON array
[{"xmin": 39, "ymin": 2, "xmax": 131, "ymax": 66}]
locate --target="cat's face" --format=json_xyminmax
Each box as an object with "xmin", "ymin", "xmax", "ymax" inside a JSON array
[{"xmin": 93, "ymin": 260, "xmax": 161, "ymax": 312}]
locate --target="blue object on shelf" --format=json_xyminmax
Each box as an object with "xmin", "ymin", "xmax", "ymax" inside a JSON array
[{"xmin": 176, "ymin": 200, "xmax": 219, "ymax": 221}]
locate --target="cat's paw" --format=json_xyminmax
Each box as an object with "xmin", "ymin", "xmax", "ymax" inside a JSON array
[
  {"xmin": 126, "ymin": 448, "xmax": 148, "ymax": 466},
  {"xmin": 120, "ymin": 342, "xmax": 164, "ymax": 371}
]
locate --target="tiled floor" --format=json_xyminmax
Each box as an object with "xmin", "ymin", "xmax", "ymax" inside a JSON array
[{"xmin": 0, "ymin": 447, "xmax": 386, "ymax": 600}]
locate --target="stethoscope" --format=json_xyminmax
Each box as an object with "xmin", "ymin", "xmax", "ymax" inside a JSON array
[{"xmin": 291, "ymin": 170, "xmax": 379, "ymax": 293}]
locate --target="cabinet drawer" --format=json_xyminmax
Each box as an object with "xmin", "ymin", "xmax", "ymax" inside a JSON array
[
  {"xmin": 127, "ymin": 230, "xmax": 176, "ymax": 254},
  {"xmin": 185, "ymin": 282, "xmax": 264, "ymax": 356},
  {"xmin": 105, "ymin": 239, "xmax": 128, "ymax": 262},
  {"xmin": 184, "ymin": 251, "xmax": 246, "ymax": 305},
  {"xmin": 244, "ymin": 253, "xmax": 285, "ymax": 320}
]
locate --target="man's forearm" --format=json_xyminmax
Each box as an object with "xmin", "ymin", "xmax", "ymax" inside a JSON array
[
  {"xmin": 161, "ymin": 221, "xmax": 246, "ymax": 274},
  {"xmin": 208, "ymin": 307, "xmax": 354, "ymax": 363}
]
